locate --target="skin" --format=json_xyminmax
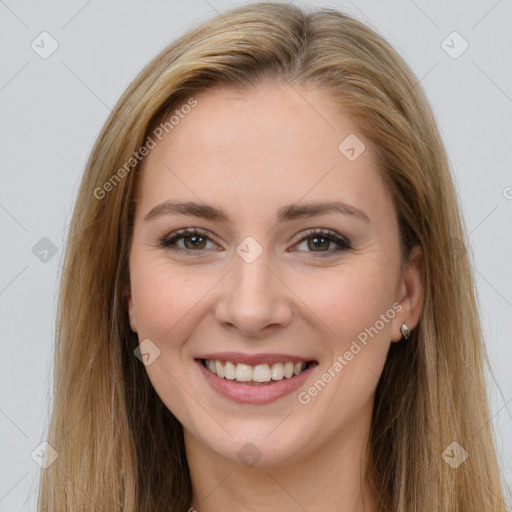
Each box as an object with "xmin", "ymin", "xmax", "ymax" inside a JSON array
[{"xmin": 127, "ymin": 81, "xmax": 424, "ymax": 512}]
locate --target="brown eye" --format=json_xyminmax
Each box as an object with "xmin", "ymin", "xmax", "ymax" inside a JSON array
[
  {"xmin": 160, "ymin": 228, "xmax": 218, "ymax": 253},
  {"xmin": 307, "ymin": 236, "xmax": 332, "ymax": 252},
  {"xmin": 293, "ymin": 229, "xmax": 351, "ymax": 255},
  {"xmin": 183, "ymin": 234, "xmax": 207, "ymax": 250}
]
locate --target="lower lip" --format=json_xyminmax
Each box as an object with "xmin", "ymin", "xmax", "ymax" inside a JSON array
[{"xmin": 196, "ymin": 360, "xmax": 316, "ymax": 404}]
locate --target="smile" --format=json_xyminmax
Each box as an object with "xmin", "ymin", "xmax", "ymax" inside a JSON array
[{"xmin": 195, "ymin": 353, "xmax": 319, "ymax": 404}]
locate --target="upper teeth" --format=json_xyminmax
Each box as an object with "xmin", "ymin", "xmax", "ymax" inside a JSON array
[{"xmin": 205, "ymin": 360, "xmax": 307, "ymax": 383}]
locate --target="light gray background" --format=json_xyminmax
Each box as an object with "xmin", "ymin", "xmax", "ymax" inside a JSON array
[{"xmin": 1, "ymin": 0, "xmax": 511, "ymax": 510}]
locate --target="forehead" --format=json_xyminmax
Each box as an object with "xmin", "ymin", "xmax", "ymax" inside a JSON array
[{"xmin": 136, "ymin": 82, "xmax": 392, "ymax": 225}]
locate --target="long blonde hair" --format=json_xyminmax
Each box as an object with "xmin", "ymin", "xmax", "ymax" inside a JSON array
[{"xmin": 38, "ymin": 2, "xmax": 509, "ymax": 510}]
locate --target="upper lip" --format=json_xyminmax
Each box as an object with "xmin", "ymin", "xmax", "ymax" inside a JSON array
[{"xmin": 195, "ymin": 352, "xmax": 317, "ymax": 366}]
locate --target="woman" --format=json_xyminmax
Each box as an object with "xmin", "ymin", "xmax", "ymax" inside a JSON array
[{"xmin": 38, "ymin": 2, "xmax": 509, "ymax": 511}]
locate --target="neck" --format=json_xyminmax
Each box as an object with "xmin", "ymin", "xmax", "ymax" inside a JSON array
[{"xmin": 185, "ymin": 397, "xmax": 376, "ymax": 512}]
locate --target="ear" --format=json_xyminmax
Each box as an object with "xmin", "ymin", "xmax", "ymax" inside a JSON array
[{"xmin": 391, "ymin": 243, "xmax": 424, "ymax": 342}]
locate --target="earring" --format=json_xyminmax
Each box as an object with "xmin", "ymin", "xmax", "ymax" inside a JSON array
[{"xmin": 400, "ymin": 323, "xmax": 411, "ymax": 341}]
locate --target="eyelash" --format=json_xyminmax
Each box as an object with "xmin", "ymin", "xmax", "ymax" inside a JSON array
[{"xmin": 158, "ymin": 228, "xmax": 352, "ymax": 256}]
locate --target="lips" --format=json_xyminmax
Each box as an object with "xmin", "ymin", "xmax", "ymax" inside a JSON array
[{"xmin": 194, "ymin": 352, "xmax": 318, "ymax": 404}]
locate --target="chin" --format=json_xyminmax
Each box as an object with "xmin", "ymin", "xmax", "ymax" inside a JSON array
[{"xmin": 189, "ymin": 422, "xmax": 315, "ymax": 469}]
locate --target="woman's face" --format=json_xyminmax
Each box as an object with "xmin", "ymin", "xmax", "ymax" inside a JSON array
[{"xmin": 127, "ymin": 81, "xmax": 423, "ymax": 467}]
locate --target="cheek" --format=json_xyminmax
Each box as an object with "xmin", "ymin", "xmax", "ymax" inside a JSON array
[
  {"xmin": 292, "ymin": 260, "xmax": 398, "ymax": 349},
  {"xmin": 290, "ymin": 262, "xmax": 398, "ymax": 434},
  {"xmin": 129, "ymin": 255, "xmax": 215, "ymax": 342}
]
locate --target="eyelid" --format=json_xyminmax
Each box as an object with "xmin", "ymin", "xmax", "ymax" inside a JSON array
[
  {"xmin": 159, "ymin": 228, "xmax": 222, "ymax": 252},
  {"xmin": 291, "ymin": 228, "xmax": 352, "ymax": 253},
  {"xmin": 158, "ymin": 227, "xmax": 351, "ymax": 254}
]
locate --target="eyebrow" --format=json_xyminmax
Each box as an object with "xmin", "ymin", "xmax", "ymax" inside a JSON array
[{"xmin": 143, "ymin": 200, "xmax": 370, "ymax": 224}]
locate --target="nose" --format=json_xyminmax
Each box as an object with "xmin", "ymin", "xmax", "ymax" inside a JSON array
[{"xmin": 214, "ymin": 249, "xmax": 293, "ymax": 337}]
